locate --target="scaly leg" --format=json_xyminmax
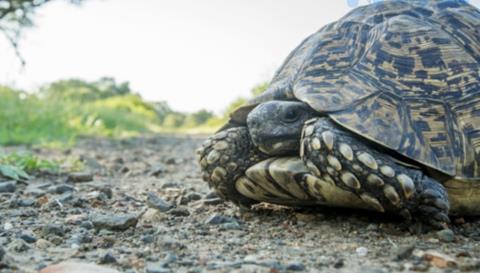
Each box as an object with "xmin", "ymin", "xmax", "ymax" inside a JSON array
[
  {"xmin": 301, "ymin": 118, "xmax": 450, "ymax": 228},
  {"xmin": 198, "ymin": 127, "xmax": 268, "ymax": 208}
]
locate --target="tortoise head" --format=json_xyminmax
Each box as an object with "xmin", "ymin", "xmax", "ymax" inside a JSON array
[{"xmin": 247, "ymin": 100, "xmax": 317, "ymax": 155}]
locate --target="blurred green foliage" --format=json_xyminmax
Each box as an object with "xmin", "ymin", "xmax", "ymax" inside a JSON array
[
  {"xmin": 0, "ymin": 77, "xmax": 269, "ymax": 145},
  {"xmin": 0, "ymin": 151, "xmax": 85, "ymax": 180}
]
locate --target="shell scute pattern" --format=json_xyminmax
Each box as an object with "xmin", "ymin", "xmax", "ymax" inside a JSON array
[{"xmin": 247, "ymin": 0, "xmax": 480, "ymax": 179}]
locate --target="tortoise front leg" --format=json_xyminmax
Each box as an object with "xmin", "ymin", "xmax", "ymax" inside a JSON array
[
  {"xmin": 301, "ymin": 118, "xmax": 450, "ymax": 228},
  {"xmin": 198, "ymin": 127, "xmax": 269, "ymax": 208}
]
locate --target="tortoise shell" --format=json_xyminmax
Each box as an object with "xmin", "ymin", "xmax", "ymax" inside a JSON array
[{"xmin": 231, "ymin": 0, "xmax": 480, "ymax": 179}]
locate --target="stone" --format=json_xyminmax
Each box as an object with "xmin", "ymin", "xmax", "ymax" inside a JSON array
[
  {"xmin": 168, "ymin": 207, "xmax": 190, "ymax": 217},
  {"xmin": 36, "ymin": 239, "xmax": 53, "ymax": 249},
  {"xmin": 80, "ymin": 221, "xmax": 94, "ymax": 230},
  {"xmin": 41, "ymin": 224, "xmax": 65, "ymax": 237},
  {"xmin": 91, "ymin": 213, "xmax": 138, "ymax": 231},
  {"xmin": 356, "ymin": 247, "xmax": 368, "ymax": 257},
  {"xmin": 436, "ymin": 229, "xmax": 455, "ymax": 243},
  {"xmin": 67, "ymin": 172, "xmax": 93, "ymax": 183},
  {"xmin": 286, "ymin": 261, "xmax": 306, "ymax": 271},
  {"xmin": 19, "ymin": 232, "xmax": 37, "ymax": 243},
  {"xmin": 142, "ymin": 234, "xmax": 155, "ymax": 244},
  {"xmin": 184, "ymin": 192, "xmax": 202, "ymax": 203},
  {"xmin": 205, "ymin": 191, "xmax": 218, "ymax": 199},
  {"xmin": 165, "ymin": 158, "xmax": 176, "ymax": 165},
  {"xmin": 3, "ymin": 222, "xmax": 13, "ymax": 230},
  {"xmin": 18, "ymin": 198, "xmax": 36, "ymax": 207},
  {"xmin": 49, "ymin": 184, "xmax": 76, "ymax": 194},
  {"xmin": 392, "ymin": 244, "xmax": 415, "ymax": 261},
  {"xmin": 0, "ymin": 181, "xmax": 16, "ymax": 193},
  {"xmin": 146, "ymin": 192, "xmax": 174, "ymax": 212},
  {"xmin": 99, "ymin": 252, "xmax": 117, "ymax": 264}
]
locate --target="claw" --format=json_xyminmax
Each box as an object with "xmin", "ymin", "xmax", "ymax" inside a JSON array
[
  {"xmin": 427, "ymin": 219, "xmax": 449, "ymax": 229},
  {"xmin": 420, "ymin": 189, "xmax": 440, "ymax": 199},
  {"xmin": 399, "ymin": 209, "xmax": 412, "ymax": 222},
  {"xmin": 433, "ymin": 199, "xmax": 450, "ymax": 211},
  {"xmin": 433, "ymin": 212, "xmax": 450, "ymax": 223},
  {"xmin": 421, "ymin": 198, "xmax": 450, "ymax": 211}
]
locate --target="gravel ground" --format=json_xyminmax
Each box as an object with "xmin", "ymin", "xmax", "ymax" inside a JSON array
[{"xmin": 0, "ymin": 135, "xmax": 479, "ymax": 273}]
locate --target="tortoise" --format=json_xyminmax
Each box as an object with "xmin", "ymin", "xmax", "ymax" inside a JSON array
[{"xmin": 198, "ymin": 0, "xmax": 480, "ymax": 228}]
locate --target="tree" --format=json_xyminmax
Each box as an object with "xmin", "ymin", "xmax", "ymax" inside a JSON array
[
  {"xmin": 0, "ymin": 0, "xmax": 83, "ymax": 64},
  {"xmin": 39, "ymin": 78, "xmax": 134, "ymax": 102}
]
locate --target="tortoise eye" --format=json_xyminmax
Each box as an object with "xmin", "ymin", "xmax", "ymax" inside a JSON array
[{"xmin": 283, "ymin": 108, "xmax": 301, "ymax": 123}]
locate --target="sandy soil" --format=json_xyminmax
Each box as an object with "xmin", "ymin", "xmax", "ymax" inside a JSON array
[{"xmin": 0, "ymin": 135, "xmax": 479, "ymax": 273}]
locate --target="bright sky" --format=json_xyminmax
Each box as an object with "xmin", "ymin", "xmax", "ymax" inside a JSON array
[{"xmin": 1, "ymin": 0, "xmax": 480, "ymax": 113}]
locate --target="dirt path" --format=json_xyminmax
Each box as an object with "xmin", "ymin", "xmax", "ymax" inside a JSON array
[{"xmin": 0, "ymin": 135, "xmax": 479, "ymax": 273}]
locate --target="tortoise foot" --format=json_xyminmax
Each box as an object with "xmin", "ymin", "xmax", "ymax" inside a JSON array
[
  {"xmin": 416, "ymin": 177, "xmax": 450, "ymax": 229},
  {"xmin": 198, "ymin": 127, "xmax": 268, "ymax": 208},
  {"xmin": 301, "ymin": 118, "xmax": 450, "ymax": 229}
]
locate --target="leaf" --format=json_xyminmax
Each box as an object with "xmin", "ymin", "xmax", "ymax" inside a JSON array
[{"xmin": 0, "ymin": 164, "xmax": 30, "ymax": 181}]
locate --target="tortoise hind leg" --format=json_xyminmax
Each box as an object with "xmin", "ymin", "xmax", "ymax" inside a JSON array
[
  {"xmin": 416, "ymin": 177, "xmax": 450, "ymax": 228},
  {"xmin": 301, "ymin": 118, "xmax": 450, "ymax": 228},
  {"xmin": 198, "ymin": 127, "xmax": 269, "ymax": 208}
]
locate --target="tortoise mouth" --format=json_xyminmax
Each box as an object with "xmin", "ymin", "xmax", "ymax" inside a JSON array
[{"xmin": 253, "ymin": 135, "xmax": 300, "ymax": 156}]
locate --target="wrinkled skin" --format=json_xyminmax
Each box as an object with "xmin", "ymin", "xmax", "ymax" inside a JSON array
[{"xmin": 247, "ymin": 101, "xmax": 317, "ymax": 155}]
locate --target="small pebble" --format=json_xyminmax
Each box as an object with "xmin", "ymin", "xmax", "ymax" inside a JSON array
[
  {"xmin": 19, "ymin": 232, "xmax": 37, "ymax": 243},
  {"xmin": 142, "ymin": 234, "xmax": 155, "ymax": 244},
  {"xmin": 437, "ymin": 229, "xmax": 455, "ymax": 243},
  {"xmin": 41, "ymin": 224, "xmax": 65, "ymax": 237},
  {"xmin": 0, "ymin": 181, "xmax": 16, "ymax": 193},
  {"xmin": 356, "ymin": 247, "xmax": 368, "ymax": 257},
  {"xmin": 80, "ymin": 221, "xmax": 94, "ymax": 229},
  {"xmin": 168, "ymin": 207, "xmax": 190, "ymax": 217},
  {"xmin": 286, "ymin": 261, "xmax": 306, "ymax": 271},
  {"xmin": 165, "ymin": 158, "xmax": 176, "ymax": 164},
  {"xmin": 18, "ymin": 199, "xmax": 36, "ymax": 207},
  {"xmin": 67, "ymin": 172, "xmax": 93, "ymax": 183},
  {"xmin": 393, "ymin": 244, "xmax": 415, "ymax": 261},
  {"xmin": 99, "ymin": 252, "xmax": 117, "ymax": 264},
  {"xmin": 205, "ymin": 214, "xmax": 237, "ymax": 225},
  {"xmin": 205, "ymin": 191, "xmax": 219, "ymax": 199},
  {"xmin": 146, "ymin": 192, "xmax": 174, "ymax": 212},
  {"xmin": 36, "ymin": 239, "xmax": 53, "ymax": 249},
  {"xmin": 4, "ymin": 222, "xmax": 13, "ymax": 230},
  {"xmin": 49, "ymin": 184, "xmax": 75, "ymax": 194},
  {"xmin": 91, "ymin": 213, "xmax": 139, "ymax": 231}
]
